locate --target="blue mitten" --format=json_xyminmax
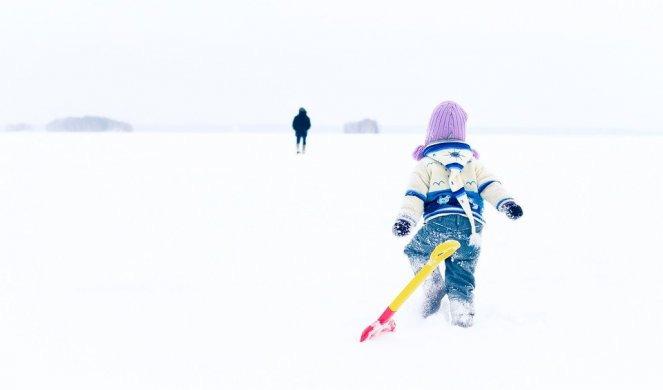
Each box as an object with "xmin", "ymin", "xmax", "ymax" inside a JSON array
[
  {"xmin": 392, "ymin": 219, "xmax": 412, "ymax": 236},
  {"xmin": 499, "ymin": 200, "xmax": 523, "ymax": 220}
]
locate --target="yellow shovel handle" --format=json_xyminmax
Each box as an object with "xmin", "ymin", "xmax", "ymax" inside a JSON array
[{"xmin": 388, "ymin": 240, "xmax": 460, "ymax": 311}]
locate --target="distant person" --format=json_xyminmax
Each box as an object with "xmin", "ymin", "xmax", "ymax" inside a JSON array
[
  {"xmin": 391, "ymin": 101, "xmax": 523, "ymax": 327},
  {"xmin": 292, "ymin": 107, "xmax": 311, "ymax": 154}
]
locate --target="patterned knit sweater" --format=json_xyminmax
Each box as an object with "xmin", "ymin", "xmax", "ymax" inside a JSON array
[{"xmin": 397, "ymin": 141, "xmax": 513, "ymax": 228}]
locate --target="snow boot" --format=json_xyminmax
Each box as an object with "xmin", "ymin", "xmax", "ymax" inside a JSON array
[{"xmin": 449, "ymin": 298, "xmax": 474, "ymax": 327}]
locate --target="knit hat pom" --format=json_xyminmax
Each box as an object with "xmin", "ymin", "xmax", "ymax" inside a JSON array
[{"xmin": 412, "ymin": 145, "xmax": 426, "ymax": 160}]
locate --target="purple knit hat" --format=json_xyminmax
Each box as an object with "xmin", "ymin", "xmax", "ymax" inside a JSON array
[{"xmin": 413, "ymin": 101, "xmax": 468, "ymax": 160}]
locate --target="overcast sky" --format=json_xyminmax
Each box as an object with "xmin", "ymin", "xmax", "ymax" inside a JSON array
[{"xmin": 1, "ymin": 0, "xmax": 662, "ymax": 131}]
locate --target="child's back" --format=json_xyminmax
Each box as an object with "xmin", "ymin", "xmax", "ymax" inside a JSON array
[{"xmin": 392, "ymin": 101, "xmax": 523, "ymax": 326}]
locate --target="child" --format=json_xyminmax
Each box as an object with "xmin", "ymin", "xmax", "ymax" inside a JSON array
[{"xmin": 392, "ymin": 101, "xmax": 523, "ymax": 327}]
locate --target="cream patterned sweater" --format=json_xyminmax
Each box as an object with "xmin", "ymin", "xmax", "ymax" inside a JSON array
[{"xmin": 397, "ymin": 141, "xmax": 513, "ymax": 229}]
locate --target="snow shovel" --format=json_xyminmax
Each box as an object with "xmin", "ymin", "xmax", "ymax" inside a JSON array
[{"xmin": 359, "ymin": 239, "xmax": 460, "ymax": 342}]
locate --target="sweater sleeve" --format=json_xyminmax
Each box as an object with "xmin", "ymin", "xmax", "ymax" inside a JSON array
[
  {"xmin": 474, "ymin": 159, "xmax": 514, "ymax": 209},
  {"xmin": 396, "ymin": 160, "xmax": 430, "ymax": 225}
]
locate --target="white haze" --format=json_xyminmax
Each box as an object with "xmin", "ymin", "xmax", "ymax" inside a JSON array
[{"xmin": 1, "ymin": 0, "xmax": 662, "ymax": 131}]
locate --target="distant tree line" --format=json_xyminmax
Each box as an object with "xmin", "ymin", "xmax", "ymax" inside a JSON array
[{"xmin": 47, "ymin": 116, "xmax": 133, "ymax": 132}]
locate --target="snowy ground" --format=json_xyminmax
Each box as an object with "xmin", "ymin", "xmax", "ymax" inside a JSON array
[{"xmin": 1, "ymin": 131, "xmax": 662, "ymax": 389}]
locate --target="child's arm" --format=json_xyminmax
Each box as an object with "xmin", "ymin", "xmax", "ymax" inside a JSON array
[
  {"xmin": 393, "ymin": 161, "xmax": 430, "ymax": 235},
  {"xmin": 474, "ymin": 160, "xmax": 522, "ymax": 218}
]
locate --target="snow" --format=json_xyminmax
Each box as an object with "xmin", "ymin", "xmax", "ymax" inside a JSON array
[{"xmin": 1, "ymin": 132, "xmax": 662, "ymax": 389}]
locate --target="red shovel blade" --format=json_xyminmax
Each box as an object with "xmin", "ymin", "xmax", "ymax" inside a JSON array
[{"xmin": 359, "ymin": 319, "xmax": 396, "ymax": 342}]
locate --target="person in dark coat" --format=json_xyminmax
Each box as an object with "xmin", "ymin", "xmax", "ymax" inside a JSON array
[{"xmin": 292, "ymin": 107, "xmax": 311, "ymax": 154}]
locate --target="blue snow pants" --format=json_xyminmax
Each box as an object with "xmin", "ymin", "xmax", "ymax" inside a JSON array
[{"xmin": 404, "ymin": 215, "xmax": 483, "ymax": 304}]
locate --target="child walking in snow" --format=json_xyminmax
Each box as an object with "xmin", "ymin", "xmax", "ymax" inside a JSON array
[{"xmin": 392, "ymin": 101, "xmax": 523, "ymax": 327}]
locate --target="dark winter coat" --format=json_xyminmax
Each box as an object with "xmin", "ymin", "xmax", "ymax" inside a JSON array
[{"xmin": 292, "ymin": 113, "xmax": 311, "ymax": 135}]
